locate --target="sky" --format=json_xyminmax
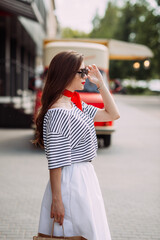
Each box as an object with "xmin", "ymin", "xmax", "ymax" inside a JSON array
[
  {"xmin": 54, "ymin": 0, "xmax": 158, "ymax": 33},
  {"xmin": 54, "ymin": 0, "xmax": 109, "ymax": 33}
]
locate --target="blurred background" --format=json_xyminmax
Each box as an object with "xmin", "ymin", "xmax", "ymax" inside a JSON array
[{"xmin": 0, "ymin": 0, "xmax": 160, "ymax": 239}]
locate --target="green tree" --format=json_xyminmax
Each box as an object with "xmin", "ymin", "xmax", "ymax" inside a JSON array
[
  {"xmin": 61, "ymin": 27, "xmax": 89, "ymax": 38},
  {"xmin": 112, "ymin": 1, "xmax": 152, "ymax": 79},
  {"xmin": 155, "ymin": 0, "xmax": 160, "ymax": 5},
  {"xmin": 90, "ymin": 0, "xmax": 160, "ymax": 79},
  {"xmin": 115, "ymin": 1, "xmax": 160, "ymax": 79},
  {"xmin": 90, "ymin": 2, "xmax": 119, "ymax": 39}
]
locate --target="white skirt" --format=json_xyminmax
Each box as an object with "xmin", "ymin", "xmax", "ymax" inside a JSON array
[{"xmin": 38, "ymin": 162, "xmax": 112, "ymax": 240}]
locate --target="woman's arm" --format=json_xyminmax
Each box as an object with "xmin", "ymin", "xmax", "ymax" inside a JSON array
[
  {"xmin": 50, "ymin": 168, "xmax": 65, "ymax": 225},
  {"xmin": 87, "ymin": 64, "xmax": 120, "ymax": 122}
]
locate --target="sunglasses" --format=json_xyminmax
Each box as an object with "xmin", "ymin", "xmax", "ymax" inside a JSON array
[{"xmin": 77, "ymin": 68, "xmax": 88, "ymax": 78}]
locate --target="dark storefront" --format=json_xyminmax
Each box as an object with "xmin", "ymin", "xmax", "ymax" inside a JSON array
[
  {"xmin": 0, "ymin": 15, "xmax": 36, "ymax": 97},
  {"xmin": 0, "ymin": 0, "xmax": 47, "ymax": 127}
]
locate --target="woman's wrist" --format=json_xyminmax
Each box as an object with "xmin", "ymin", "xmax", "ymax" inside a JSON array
[
  {"xmin": 97, "ymin": 81, "xmax": 105, "ymax": 90},
  {"xmin": 52, "ymin": 193, "xmax": 62, "ymax": 202}
]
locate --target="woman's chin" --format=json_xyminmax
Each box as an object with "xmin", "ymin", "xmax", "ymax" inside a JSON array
[
  {"xmin": 76, "ymin": 85, "xmax": 84, "ymax": 91},
  {"xmin": 80, "ymin": 84, "xmax": 85, "ymax": 90}
]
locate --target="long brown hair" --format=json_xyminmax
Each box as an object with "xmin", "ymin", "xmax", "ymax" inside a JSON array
[{"xmin": 33, "ymin": 50, "xmax": 83, "ymax": 148}]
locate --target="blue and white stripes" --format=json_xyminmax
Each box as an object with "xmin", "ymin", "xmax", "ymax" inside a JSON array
[{"xmin": 43, "ymin": 101, "xmax": 98, "ymax": 169}]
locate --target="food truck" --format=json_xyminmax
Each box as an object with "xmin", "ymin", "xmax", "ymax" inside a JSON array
[
  {"xmin": 34, "ymin": 38, "xmax": 153, "ymax": 147},
  {"xmin": 35, "ymin": 40, "xmax": 113, "ymax": 147}
]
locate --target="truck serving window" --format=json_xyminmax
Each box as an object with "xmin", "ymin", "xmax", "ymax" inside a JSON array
[{"xmin": 78, "ymin": 70, "xmax": 108, "ymax": 93}]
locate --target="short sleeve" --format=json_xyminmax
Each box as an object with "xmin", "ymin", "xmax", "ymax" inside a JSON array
[
  {"xmin": 82, "ymin": 101, "xmax": 98, "ymax": 119},
  {"xmin": 46, "ymin": 131, "xmax": 71, "ymax": 169}
]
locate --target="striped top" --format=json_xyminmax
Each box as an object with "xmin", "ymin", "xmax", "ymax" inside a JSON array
[{"xmin": 43, "ymin": 101, "xmax": 98, "ymax": 169}]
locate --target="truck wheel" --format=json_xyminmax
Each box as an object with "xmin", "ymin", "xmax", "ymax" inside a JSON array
[{"xmin": 103, "ymin": 135, "xmax": 111, "ymax": 147}]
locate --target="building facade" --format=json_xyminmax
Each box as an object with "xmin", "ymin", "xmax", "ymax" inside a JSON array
[{"xmin": 0, "ymin": 0, "xmax": 57, "ymax": 127}]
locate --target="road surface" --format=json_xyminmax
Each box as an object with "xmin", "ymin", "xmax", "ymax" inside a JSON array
[{"xmin": 0, "ymin": 95, "xmax": 160, "ymax": 240}]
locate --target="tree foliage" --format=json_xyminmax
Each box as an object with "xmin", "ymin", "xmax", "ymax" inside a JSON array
[
  {"xmin": 61, "ymin": 27, "xmax": 89, "ymax": 38},
  {"xmin": 90, "ymin": 0, "xmax": 160, "ymax": 79},
  {"xmin": 90, "ymin": 3, "xmax": 119, "ymax": 39}
]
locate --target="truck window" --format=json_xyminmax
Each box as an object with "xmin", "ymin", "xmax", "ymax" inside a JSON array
[{"xmin": 78, "ymin": 70, "xmax": 108, "ymax": 93}]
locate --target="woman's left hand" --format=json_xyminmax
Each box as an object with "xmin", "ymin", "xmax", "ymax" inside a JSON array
[{"xmin": 87, "ymin": 64, "xmax": 104, "ymax": 88}]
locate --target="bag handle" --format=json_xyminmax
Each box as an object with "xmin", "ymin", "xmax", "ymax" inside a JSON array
[{"xmin": 51, "ymin": 220, "xmax": 65, "ymax": 238}]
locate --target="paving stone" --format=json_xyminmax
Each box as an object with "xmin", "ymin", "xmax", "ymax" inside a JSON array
[{"xmin": 0, "ymin": 96, "xmax": 160, "ymax": 240}]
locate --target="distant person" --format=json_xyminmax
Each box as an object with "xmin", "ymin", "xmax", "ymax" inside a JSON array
[
  {"xmin": 33, "ymin": 51, "xmax": 120, "ymax": 240},
  {"xmin": 112, "ymin": 78, "xmax": 126, "ymax": 94}
]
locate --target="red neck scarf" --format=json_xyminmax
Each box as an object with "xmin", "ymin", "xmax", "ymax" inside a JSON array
[{"xmin": 62, "ymin": 89, "xmax": 82, "ymax": 111}]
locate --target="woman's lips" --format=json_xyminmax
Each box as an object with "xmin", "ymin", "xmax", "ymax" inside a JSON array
[{"xmin": 81, "ymin": 81, "xmax": 85, "ymax": 85}]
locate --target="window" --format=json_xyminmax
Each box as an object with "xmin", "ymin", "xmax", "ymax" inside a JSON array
[{"xmin": 78, "ymin": 70, "xmax": 108, "ymax": 93}]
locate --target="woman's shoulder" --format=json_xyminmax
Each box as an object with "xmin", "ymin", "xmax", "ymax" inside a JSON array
[
  {"xmin": 49, "ymin": 99, "xmax": 73, "ymax": 110},
  {"xmin": 45, "ymin": 107, "xmax": 72, "ymax": 122},
  {"xmin": 44, "ymin": 107, "xmax": 72, "ymax": 137}
]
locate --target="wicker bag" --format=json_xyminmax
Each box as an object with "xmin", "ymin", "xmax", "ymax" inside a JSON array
[{"xmin": 33, "ymin": 221, "xmax": 87, "ymax": 240}]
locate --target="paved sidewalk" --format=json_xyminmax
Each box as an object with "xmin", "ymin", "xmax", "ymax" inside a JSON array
[
  {"xmin": 0, "ymin": 95, "xmax": 160, "ymax": 240},
  {"xmin": 0, "ymin": 129, "xmax": 48, "ymax": 240}
]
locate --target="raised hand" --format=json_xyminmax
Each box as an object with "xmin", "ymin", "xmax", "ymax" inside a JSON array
[{"xmin": 87, "ymin": 64, "xmax": 104, "ymax": 88}]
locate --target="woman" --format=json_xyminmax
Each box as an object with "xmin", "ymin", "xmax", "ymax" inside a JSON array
[{"xmin": 33, "ymin": 50, "xmax": 120, "ymax": 240}]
